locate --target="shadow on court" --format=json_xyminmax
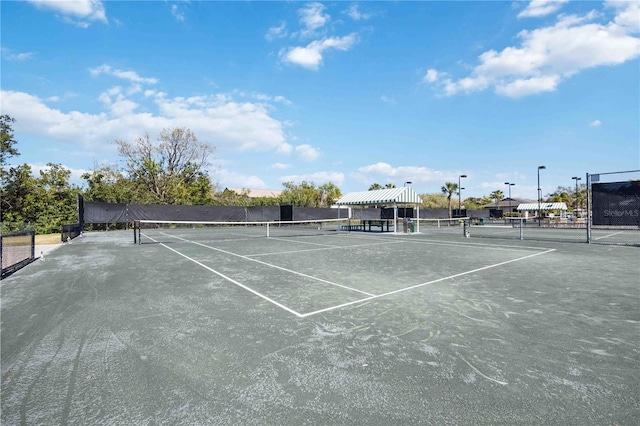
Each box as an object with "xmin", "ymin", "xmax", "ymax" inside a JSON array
[{"xmin": 1, "ymin": 230, "xmax": 638, "ymax": 424}]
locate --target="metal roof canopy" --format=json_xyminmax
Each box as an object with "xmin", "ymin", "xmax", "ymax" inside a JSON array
[
  {"xmin": 336, "ymin": 187, "xmax": 422, "ymax": 206},
  {"xmin": 336, "ymin": 187, "xmax": 422, "ymax": 234},
  {"xmin": 517, "ymin": 202, "xmax": 568, "ymax": 211}
]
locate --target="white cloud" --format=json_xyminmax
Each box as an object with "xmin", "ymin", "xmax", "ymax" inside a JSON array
[
  {"xmin": 281, "ymin": 33, "xmax": 359, "ymax": 70},
  {"xmin": 280, "ymin": 171, "xmax": 345, "ymax": 186},
  {"xmin": 589, "ymin": 119, "xmax": 602, "ymax": 127},
  {"xmin": 355, "ymin": 162, "xmax": 461, "ymax": 186},
  {"xmin": 171, "ymin": 4, "xmax": 186, "ymax": 22},
  {"xmin": 518, "ymin": 0, "xmax": 569, "ymax": 19},
  {"xmin": 607, "ymin": 0, "xmax": 640, "ymax": 32},
  {"xmin": 298, "ymin": 2, "xmax": 330, "ymax": 38},
  {"xmin": 273, "ymin": 95, "xmax": 293, "ymax": 106},
  {"xmin": 380, "ymin": 95, "xmax": 396, "ymax": 104},
  {"xmin": 496, "ymin": 172, "xmax": 527, "ymax": 182},
  {"xmin": 295, "ymin": 144, "xmax": 321, "ymax": 161},
  {"xmin": 1, "ymin": 48, "xmax": 35, "ymax": 61},
  {"xmin": 1, "ymin": 89, "xmax": 291, "ymax": 155},
  {"xmin": 431, "ymin": 5, "xmax": 640, "ymax": 98},
  {"xmin": 90, "ymin": 64, "xmax": 159, "ymax": 85},
  {"xmin": 270, "ymin": 162, "xmax": 291, "ymax": 170},
  {"xmin": 344, "ymin": 4, "xmax": 372, "ymax": 21},
  {"xmin": 27, "ymin": 0, "xmax": 107, "ymax": 27},
  {"xmin": 217, "ymin": 168, "xmax": 268, "ymax": 189},
  {"xmin": 423, "ymin": 69, "xmax": 440, "ymax": 83},
  {"xmin": 266, "ymin": 22, "xmax": 287, "ymax": 41}
]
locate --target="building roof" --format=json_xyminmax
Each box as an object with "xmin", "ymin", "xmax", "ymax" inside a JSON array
[
  {"xmin": 517, "ymin": 202, "xmax": 568, "ymax": 211},
  {"xmin": 336, "ymin": 187, "xmax": 422, "ymax": 206},
  {"xmin": 482, "ymin": 198, "xmax": 535, "ymax": 209},
  {"xmin": 224, "ymin": 187, "xmax": 283, "ymax": 198}
]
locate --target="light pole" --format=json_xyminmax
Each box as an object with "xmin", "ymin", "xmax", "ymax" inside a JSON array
[
  {"xmin": 572, "ymin": 176, "xmax": 581, "ymax": 216},
  {"xmin": 504, "ymin": 182, "xmax": 515, "ymax": 216},
  {"xmin": 538, "ymin": 166, "xmax": 546, "ymax": 225},
  {"xmin": 458, "ymin": 175, "xmax": 467, "ymax": 217}
]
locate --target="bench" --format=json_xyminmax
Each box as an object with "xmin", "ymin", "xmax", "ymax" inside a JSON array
[{"xmin": 366, "ymin": 220, "xmax": 389, "ymax": 232}]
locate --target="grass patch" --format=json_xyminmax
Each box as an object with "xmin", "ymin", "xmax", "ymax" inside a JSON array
[{"xmin": 35, "ymin": 234, "xmax": 61, "ymax": 245}]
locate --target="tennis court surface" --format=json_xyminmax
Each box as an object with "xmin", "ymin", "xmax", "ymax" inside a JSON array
[{"xmin": 2, "ymin": 228, "xmax": 638, "ymax": 424}]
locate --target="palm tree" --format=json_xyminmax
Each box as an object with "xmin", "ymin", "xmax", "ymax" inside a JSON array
[
  {"xmin": 441, "ymin": 182, "xmax": 458, "ymax": 218},
  {"xmin": 368, "ymin": 183, "xmax": 382, "ymax": 190},
  {"xmin": 489, "ymin": 190, "xmax": 504, "ymax": 210}
]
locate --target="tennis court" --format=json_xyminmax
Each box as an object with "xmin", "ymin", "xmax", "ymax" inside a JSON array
[{"xmin": 1, "ymin": 226, "xmax": 638, "ymax": 424}]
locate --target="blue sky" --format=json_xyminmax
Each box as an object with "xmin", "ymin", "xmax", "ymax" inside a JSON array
[{"xmin": 2, "ymin": 0, "xmax": 638, "ymax": 200}]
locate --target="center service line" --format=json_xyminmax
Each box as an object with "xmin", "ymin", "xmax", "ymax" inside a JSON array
[
  {"xmin": 298, "ymin": 248, "xmax": 557, "ymax": 318},
  {"xmin": 162, "ymin": 232, "xmax": 376, "ymax": 297}
]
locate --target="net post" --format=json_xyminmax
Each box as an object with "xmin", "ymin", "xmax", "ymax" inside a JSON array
[
  {"xmin": 266, "ymin": 222, "xmax": 270, "ymax": 238},
  {"xmin": 31, "ymin": 230, "xmax": 35, "ymax": 260},
  {"xmin": 519, "ymin": 217, "xmax": 524, "ymax": 240},
  {"xmin": 133, "ymin": 221, "xmax": 139, "ymax": 244}
]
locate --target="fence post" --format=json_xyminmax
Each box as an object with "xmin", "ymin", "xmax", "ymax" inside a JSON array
[
  {"xmin": 586, "ymin": 173, "xmax": 591, "ymax": 244},
  {"xmin": 31, "ymin": 230, "xmax": 35, "ymax": 260}
]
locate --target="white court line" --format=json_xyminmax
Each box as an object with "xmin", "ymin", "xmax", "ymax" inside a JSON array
[
  {"xmin": 343, "ymin": 232, "xmax": 550, "ymax": 252},
  {"xmin": 143, "ymin": 231, "xmax": 555, "ymax": 318},
  {"xmin": 141, "ymin": 234, "xmax": 304, "ymax": 317},
  {"xmin": 297, "ymin": 248, "xmax": 556, "ymax": 318},
  {"xmin": 159, "ymin": 232, "xmax": 376, "ymax": 297},
  {"xmin": 265, "ymin": 236, "xmax": 338, "ymax": 248},
  {"xmin": 594, "ymin": 231, "xmax": 623, "ymax": 240},
  {"xmin": 247, "ymin": 239, "xmax": 405, "ymax": 257}
]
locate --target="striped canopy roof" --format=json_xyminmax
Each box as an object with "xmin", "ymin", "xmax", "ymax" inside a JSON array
[
  {"xmin": 337, "ymin": 187, "xmax": 422, "ymax": 206},
  {"xmin": 517, "ymin": 202, "xmax": 567, "ymax": 211}
]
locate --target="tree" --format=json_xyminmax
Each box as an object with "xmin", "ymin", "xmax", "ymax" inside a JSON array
[
  {"xmin": 463, "ymin": 196, "xmax": 484, "ymax": 210},
  {"xmin": 0, "ymin": 115, "xmax": 19, "ymax": 168},
  {"xmin": 280, "ymin": 181, "xmax": 320, "ymax": 207},
  {"xmin": 116, "ymin": 128, "xmax": 215, "ymax": 204},
  {"xmin": 1, "ymin": 115, "xmax": 20, "ymax": 207},
  {"xmin": 548, "ymin": 189, "xmax": 570, "ymax": 203},
  {"xmin": 419, "ymin": 193, "xmax": 448, "ymax": 209},
  {"xmin": 441, "ymin": 182, "xmax": 459, "ymax": 218},
  {"xmin": 279, "ymin": 181, "xmax": 341, "ymax": 207},
  {"xmin": 82, "ymin": 164, "xmax": 134, "ymax": 203},
  {"xmin": 2, "ymin": 163, "xmax": 78, "ymax": 233},
  {"xmin": 33, "ymin": 164, "xmax": 78, "ymax": 233},
  {"xmin": 1, "ymin": 164, "xmax": 36, "ymax": 224},
  {"xmin": 318, "ymin": 182, "xmax": 342, "ymax": 207},
  {"xmin": 369, "ymin": 183, "xmax": 396, "ymax": 190},
  {"xmin": 489, "ymin": 190, "xmax": 504, "ymax": 206}
]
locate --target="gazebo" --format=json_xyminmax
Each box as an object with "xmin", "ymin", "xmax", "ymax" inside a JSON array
[
  {"xmin": 336, "ymin": 187, "xmax": 423, "ymax": 233},
  {"xmin": 517, "ymin": 202, "xmax": 568, "ymax": 218}
]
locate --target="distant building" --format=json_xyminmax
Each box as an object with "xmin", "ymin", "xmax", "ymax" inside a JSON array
[
  {"xmin": 223, "ymin": 188, "xmax": 283, "ymax": 199},
  {"xmin": 482, "ymin": 198, "xmax": 535, "ymax": 215}
]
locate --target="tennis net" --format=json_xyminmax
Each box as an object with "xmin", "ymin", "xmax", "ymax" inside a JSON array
[
  {"xmin": 463, "ymin": 217, "xmax": 525, "ymax": 240},
  {"xmin": 416, "ymin": 217, "xmax": 468, "ymax": 229},
  {"xmin": 134, "ymin": 218, "xmax": 348, "ymax": 244}
]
